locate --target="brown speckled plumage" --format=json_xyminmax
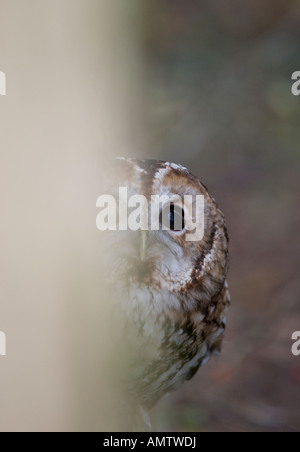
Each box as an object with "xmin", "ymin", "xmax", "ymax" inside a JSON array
[{"xmin": 102, "ymin": 158, "xmax": 230, "ymax": 422}]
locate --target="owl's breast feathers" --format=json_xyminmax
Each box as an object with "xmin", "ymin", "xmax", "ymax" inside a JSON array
[{"xmin": 122, "ymin": 279, "xmax": 230, "ymax": 408}]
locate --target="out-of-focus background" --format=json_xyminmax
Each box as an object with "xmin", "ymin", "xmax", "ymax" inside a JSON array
[
  {"xmin": 0, "ymin": 0, "xmax": 300, "ymax": 432},
  {"xmin": 145, "ymin": 0, "xmax": 300, "ymax": 432}
]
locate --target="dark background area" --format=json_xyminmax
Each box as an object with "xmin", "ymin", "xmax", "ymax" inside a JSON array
[{"xmin": 141, "ymin": 0, "xmax": 300, "ymax": 432}]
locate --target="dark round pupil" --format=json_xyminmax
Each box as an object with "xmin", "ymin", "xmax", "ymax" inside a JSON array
[{"xmin": 160, "ymin": 204, "xmax": 185, "ymax": 231}]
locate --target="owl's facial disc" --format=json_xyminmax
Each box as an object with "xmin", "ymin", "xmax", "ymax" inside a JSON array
[{"xmin": 104, "ymin": 158, "xmax": 228, "ymax": 292}]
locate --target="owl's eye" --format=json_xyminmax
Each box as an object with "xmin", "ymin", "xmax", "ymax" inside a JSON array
[{"xmin": 160, "ymin": 203, "xmax": 185, "ymax": 232}]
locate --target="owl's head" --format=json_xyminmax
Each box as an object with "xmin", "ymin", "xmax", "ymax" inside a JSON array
[{"xmin": 102, "ymin": 158, "xmax": 229, "ymax": 305}]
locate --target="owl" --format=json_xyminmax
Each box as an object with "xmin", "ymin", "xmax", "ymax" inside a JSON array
[{"xmin": 100, "ymin": 158, "xmax": 230, "ymax": 429}]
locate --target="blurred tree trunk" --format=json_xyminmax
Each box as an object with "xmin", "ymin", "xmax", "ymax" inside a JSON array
[{"xmin": 0, "ymin": 0, "xmax": 147, "ymax": 431}]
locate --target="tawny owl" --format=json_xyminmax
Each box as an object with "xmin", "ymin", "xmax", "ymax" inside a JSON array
[{"xmin": 99, "ymin": 158, "xmax": 230, "ymax": 427}]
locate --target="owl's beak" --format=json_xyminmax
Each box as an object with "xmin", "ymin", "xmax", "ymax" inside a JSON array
[{"xmin": 139, "ymin": 230, "xmax": 148, "ymax": 262}]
